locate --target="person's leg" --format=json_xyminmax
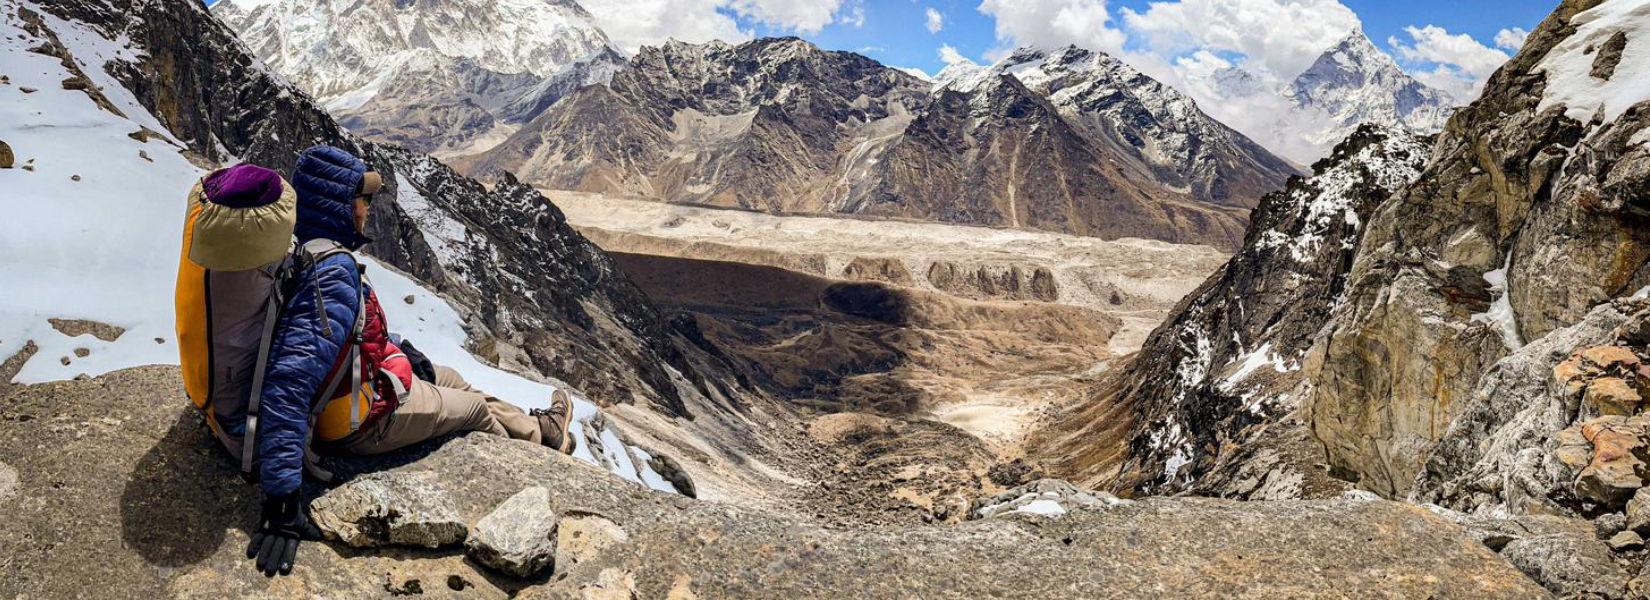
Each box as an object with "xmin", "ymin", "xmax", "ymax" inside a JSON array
[
  {"xmin": 432, "ymin": 366, "xmax": 543, "ymax": 444},
  {"xmin": 335, "ymin": 377, "xmax": 504, "ymax": 455}
]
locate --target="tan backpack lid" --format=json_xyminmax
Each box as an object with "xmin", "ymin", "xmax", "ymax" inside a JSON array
[{"xmin": 186, "ymin": 167, "xmax": 298, "ymax": 271}]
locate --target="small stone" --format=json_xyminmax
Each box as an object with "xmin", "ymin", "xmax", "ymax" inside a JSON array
[
  {"xmin": 647, "ymin": 452, "xmax": 697, "ymax": 498},
  {"xmin": 404, "ymin": 295, "xmax": 415, "ymax": 305},
  {"xmin": 19, "ymin": 86, "xmax": 36, "ymax": 93},
  {"xmin": 1586, "ymin": 377, "xmax": 1644, "ymax": 416},
  {"xmin": 72, "ymin": 348, "xmax": 88, "ymax": 358},
  {"xmin": 0, "ymin": 139, "xmax": 12, "ymax": 169},
  {"xmin": 58, "ymin": 356, "xmax": 69, "ymax": 366},
  {"xmin": 69, "ymin": 174, "xmax": 80, "ymax": 182},
  {"xmin": 0, "ymin": 462, "xmax": 18, "ymax": 504},
  {"xmin": 20, "ymin": 164, "xmax": 33, "ymax": 171},
  {"xmin": 1609, "ymin": 530, "xmax": 1644, "ymax": 551},
  {"xmin": 1597, "ymin": 512, "xmax": 1628, "ymax": 538},
  {"xmin": 310, "ymin": 472, "xmax": 467, "ymax": 548},
  {"xmin": 465, "ymin": 486, "xmax": 557, "ymax": 577},
  {"xmin": 555, "ymin": 514, "xmax": 628, "ymax": 572},
  {"xmin": 153, "ymin": 337, "xmax": 165, "ymax": 344},
  {"xmin": 137, "ymin": 150, "xmax": 151, "ymax": 162},
  {"xmin": 446, "ymin": 575, "xmax": 468, "ymax": 591}
]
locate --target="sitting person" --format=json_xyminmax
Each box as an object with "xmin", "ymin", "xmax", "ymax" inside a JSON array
[{"xmin": 245, "ymin": 145, "xmax": 576, "ymax": 577}]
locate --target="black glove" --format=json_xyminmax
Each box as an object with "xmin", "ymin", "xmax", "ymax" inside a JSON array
[{"xmin": 246, "ymin": 493, "xmax": 321, "ymax": 577}]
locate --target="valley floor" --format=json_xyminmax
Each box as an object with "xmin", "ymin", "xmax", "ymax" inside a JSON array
[{"xmin": 547, "ymin": 190, "xmax": 1229, "ymax": 523}]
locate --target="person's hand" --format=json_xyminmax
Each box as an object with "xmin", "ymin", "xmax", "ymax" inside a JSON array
[{"xmin": 246, "ymin": 492, "xmax": 320, "ymax": 576}]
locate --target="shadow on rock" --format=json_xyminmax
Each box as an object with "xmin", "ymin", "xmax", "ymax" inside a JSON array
[{"xmin": 119, "ymin": 411, "xmax": 258, "ymax": 568}]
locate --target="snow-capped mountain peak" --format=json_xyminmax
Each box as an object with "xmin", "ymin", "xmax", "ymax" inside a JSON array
[
  {"xmin": 214, "ymin": 0, "xmax": 627, "ymax": 156},
  {"xmin": 1284, "ymin": 28, "xmax": 1456, "ymax": 148}
]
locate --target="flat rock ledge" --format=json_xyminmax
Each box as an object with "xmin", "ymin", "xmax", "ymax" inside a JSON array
[{"xmin": 0, "ymin": 367, "xmax": 1565, "ymax": 599}]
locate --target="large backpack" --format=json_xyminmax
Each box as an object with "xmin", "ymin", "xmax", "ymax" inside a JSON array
[
  {"xmin": 175, "ymin": 165, "xmax": 300, "ymax": 472},
  {"xmin": 176, "ymin": 167, "xmax": 406, "ymax": 481}
]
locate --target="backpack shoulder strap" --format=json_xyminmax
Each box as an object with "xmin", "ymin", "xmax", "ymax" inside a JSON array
[{"xmin": 241, "ymin": 242, "xmax": 300, "ymax": 475}]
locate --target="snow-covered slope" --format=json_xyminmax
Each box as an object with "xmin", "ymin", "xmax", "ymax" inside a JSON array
[
  {"xmin": 212, "ymin": 0, "xmax": 626, "ymax": 156},
  {"xmin": 0, "ymin": 7, "xmax": 199, "ymax": 383},
  {"xmin": 0, "ymin": 0, "xmax": 699, "ymax": 494}
]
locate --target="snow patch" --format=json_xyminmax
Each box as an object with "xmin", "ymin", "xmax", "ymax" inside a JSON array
[
  {"xmin": 1536, "ymin": 0, "xmax": 1650, "ymax": 127},
  {"xmin": 1218, "ymin": 342, "xmax": 1296, "ymax": 393},
  {"xmin": 1470, "ymin": 256, "xmax": 1524, "ymax": 350}
]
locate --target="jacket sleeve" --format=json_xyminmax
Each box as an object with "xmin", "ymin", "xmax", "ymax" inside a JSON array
[{"xmin": 256, "ymin": 254, "xmax": 360, "ymax": 497}]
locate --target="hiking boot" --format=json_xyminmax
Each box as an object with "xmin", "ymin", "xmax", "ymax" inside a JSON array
[{"xmin": 531, "ymin": 389, "xmax": 577, "ymax": 455}]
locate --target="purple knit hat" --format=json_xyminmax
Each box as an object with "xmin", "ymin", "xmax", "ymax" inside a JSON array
[{"xmin": 203, "ymin": 163, "xmax": 285, "ymax": 208}]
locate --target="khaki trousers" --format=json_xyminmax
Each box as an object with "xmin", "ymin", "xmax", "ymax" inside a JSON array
[{"xmin": 335, "ymin": 365, "xmax": 542, "ymax": 455}]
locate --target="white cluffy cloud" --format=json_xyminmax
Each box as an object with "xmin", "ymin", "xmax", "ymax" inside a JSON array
[
  {"xmin": 1495, "ymin": 27, "xmax": 1530, "ymax": 51},
  {"xmin": 926, "ymin": 7, "xmax": 945, "ymax": 34},
  {"xmin": 838, "ymin": 0, "xmax": 866, "ymax": 28},
  {"xmin": 939, "ymin": 43, "xmax": 971, "ymax": 65},
  {"xmin": 1121, "ymin": 0, "xmax": 1361, "ymax": 82},
  {"xmin": 976, "ymin": 0, "xmax": 1129, "ymax": 58},
  {"xmin": 582, "ymin": 0, "xmax": 851, "ymax": 53},
  {"xmin": 1389, "ymin": 24, "xmax": 1510, "ymax": 99},
  {"xmin": 730, "ymin": 0, "xmax": 846, "ymax": 32}
]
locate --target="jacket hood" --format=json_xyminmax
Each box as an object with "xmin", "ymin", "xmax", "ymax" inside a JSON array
[{"xmin": 291, "ymin": 145, "xmax": 372, "ymax": 249}]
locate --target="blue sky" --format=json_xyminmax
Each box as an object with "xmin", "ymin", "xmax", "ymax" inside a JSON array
[
  {"xmin": 764, "ymin": 1, "xmax": 1555, "ymax": 78},
  {"xmin": 204, "ymin": 0, "xmax": 1558, "ymax": 101}
]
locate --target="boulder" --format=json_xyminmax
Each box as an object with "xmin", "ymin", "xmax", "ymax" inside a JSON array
[
  {"xmin": 1597, "ymin": 512, "xmax": 1628, "ymax": 539},
  {"xmin": 1574, "ymin": 416, "xmax": 1650, "ymax": 508},
  {"xmin": 310, "ymin": 472, "xmax": 468, "ymax": 548},
  {"xmin": 1629, "ymin": 487, "xmax": 1650, "ymax": 533},
  {"xmin": 0, "ymin": 139, "xmax": 12, "ymax": 169},
  {"xmin": 466, "ymin": 486, "xmax": 557, "ymax": 578}
]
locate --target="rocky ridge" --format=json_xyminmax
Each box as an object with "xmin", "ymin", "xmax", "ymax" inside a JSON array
[{"xmin": 1305, "ymin": 0, "xmax": 1650, "ymax": 499}]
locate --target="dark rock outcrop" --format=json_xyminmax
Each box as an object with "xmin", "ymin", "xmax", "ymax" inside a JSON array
[
  {"xmin": 1035, "ymin": 125, "xmax": 1431, "ymax": 497},
  {"xmin": 1306, "ymin": 0, "xmax": 1650, "ymax": 498}
]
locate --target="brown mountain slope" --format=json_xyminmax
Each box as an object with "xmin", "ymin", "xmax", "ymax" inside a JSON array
[{"xmin": 458, "ymin": 38, "xmax": 1300, "ymax": 250}]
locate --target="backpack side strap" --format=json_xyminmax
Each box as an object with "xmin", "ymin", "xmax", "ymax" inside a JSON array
[{"xmin": 241, "ymin": 257, "xmax": 293, "ymax": 475}]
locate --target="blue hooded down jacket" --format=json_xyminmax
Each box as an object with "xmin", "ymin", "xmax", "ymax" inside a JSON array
[{"xmin": 256, "ymin": 145, "xmax": 374, "ymax": 496}]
